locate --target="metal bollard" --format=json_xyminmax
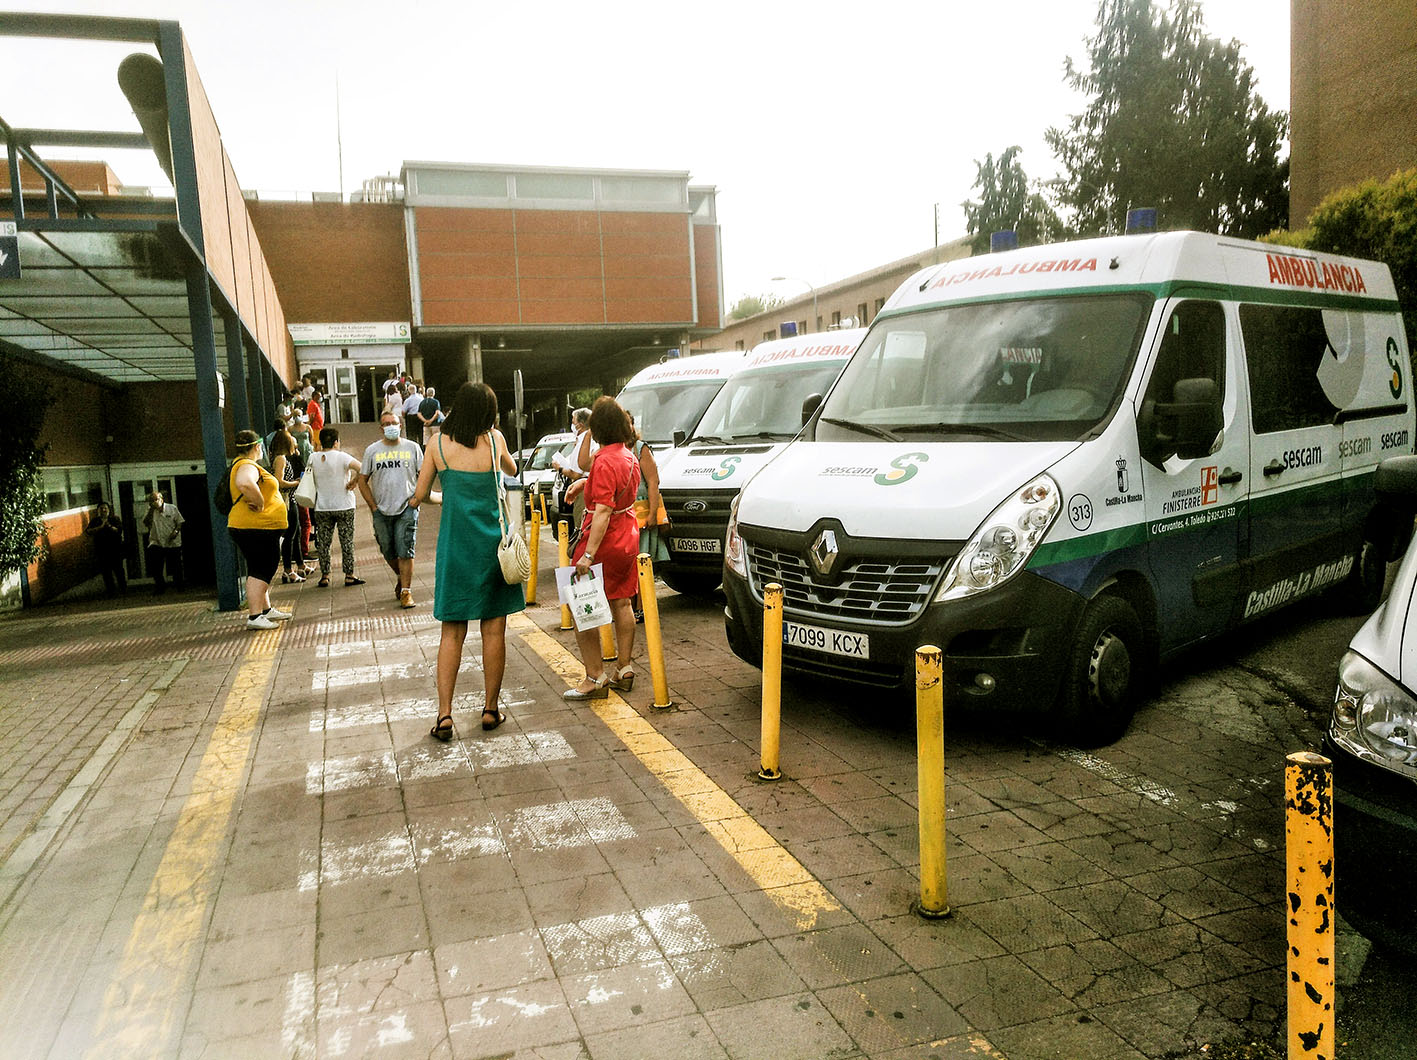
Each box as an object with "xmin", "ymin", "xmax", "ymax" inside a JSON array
[
  {"xmin": 540, "ymin": 493, "xmax": 549, "ymax": 522},
  {"xmin": 1285, "ymin": 751, "xmax": 1334, "ymax": 1059},
  {"xmin": 557, "ymin": 520, "xmax": 573, "ymax": 631},
  {"xmin": 758, "ymin": 583, "xmax": 783, "ymax": 781},
  {"xmin": 600, "ymin": 616, "xmax": 617, "ymax": 661},
  {"xmin": 913, "ymin": 646, "xmax": 950, "ymax": 919},
  {"xmin": 525, "ymin": 508, "xmax": 541, "ymax": 605},
  {"xmin": 637, "ymin": 553, "xmax": 672, "ymax": 709}
]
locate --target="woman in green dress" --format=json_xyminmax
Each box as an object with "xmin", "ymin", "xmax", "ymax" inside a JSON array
[{"xmin": 410, "ymin": 382, "xmax": 525, "ymax": 740}]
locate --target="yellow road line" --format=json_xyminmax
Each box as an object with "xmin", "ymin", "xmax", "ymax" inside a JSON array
[
  {"xmin": 88, "ymin": 619, "xmax": 286, "ymax": 1054},
  {"xmin": 509, "ymin": 613, "xmax": 841, "ymax": 930}
]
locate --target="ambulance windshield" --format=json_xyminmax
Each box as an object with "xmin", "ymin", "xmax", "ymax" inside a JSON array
[
  {"xmin": 619, "ymin": 381, "xmax": 726, "ymax": 446},
  {"xmin": 694, "ymin": 360, "xmax": 846, "ymax": 443},
  {"xmin": 817, "ymin": 293, "xmax": 1152, "ymax": 443}
]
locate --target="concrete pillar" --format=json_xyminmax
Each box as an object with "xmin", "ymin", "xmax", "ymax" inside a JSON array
[
  {"xmin": 222, "ymin": 308, "xmax": 251, "ymax": 433},
  {"xmin": 464, "ymin": 335, "xmax": 483, "ymax": 385}
]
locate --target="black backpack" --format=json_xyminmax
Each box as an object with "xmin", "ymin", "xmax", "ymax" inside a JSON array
[{"xmin": 213, "ymin": 462, "xmax": 236, "ymax": 516}]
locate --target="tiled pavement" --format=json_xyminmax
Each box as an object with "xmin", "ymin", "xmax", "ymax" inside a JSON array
[{"xmin": 0, "ymin": 500, "xmax": 1319, "ymax": 1058}]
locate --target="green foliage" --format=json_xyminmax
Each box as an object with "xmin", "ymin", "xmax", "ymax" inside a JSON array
[
  {"xmin": 728, "ymin": 293, "xmax": 784, "ymax": 321},
  {"xmin": 961, "ymin": 146, "xmax": 1067, "ymax": 254},
  {"xmin": 1045, "ymin": 0, "xmax": 1288, "ymax": 238},
  {"xmin": 0, "ymin": 353, "xmax": 51, "ymax": 579},
  {"xmin": 1286, "ymin": 168, "xmax": 1417, "ymax": 348}
]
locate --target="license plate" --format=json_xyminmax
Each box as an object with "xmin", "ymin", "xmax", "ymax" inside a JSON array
[
  {"xmin": 672, "ymin": 537, "xmax": 721, "ymax": 555},
  {"xmin": 782, "ymin": 620, "xmax": 870, "ymax": 659}
]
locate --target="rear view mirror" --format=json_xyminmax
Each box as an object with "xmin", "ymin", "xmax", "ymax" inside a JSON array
[
  {"xmin": 672, "ymin": 429, "xmax": 687, "ymax": 447},
  {"xmin": 1376, "ymin": 455, "xmax": 1417, "ymax": 499},
  {"xmin": 801, "ymin": 393, "xmax": 823, "ymax": 426}
]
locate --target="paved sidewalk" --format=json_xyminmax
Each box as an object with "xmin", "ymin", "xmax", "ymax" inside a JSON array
[{"xmin": 0, "ymin": 500, "xmax": 1311, "ymax": 1058}]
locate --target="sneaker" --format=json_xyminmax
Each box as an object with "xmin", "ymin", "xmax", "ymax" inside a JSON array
[
  {"xmin": 264, "ymin": 606, "xmax": 292, "ymax": 620},
  {"xmin": 246, "ymin": 614, "xmax": 278, "ymax": 630},
  {"xmin": 399, "ymin": 588, "xmax": 415, "ymax": 609}
]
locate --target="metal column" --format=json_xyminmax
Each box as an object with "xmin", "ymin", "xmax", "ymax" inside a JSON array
[{"xmin": 222, "ymin": 307, "xmax": 250, "ymax": 434}]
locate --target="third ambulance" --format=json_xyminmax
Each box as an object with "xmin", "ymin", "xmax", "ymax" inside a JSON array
[
  {"xmin": 722, "ymin": 231, "xmax": 1414, "ymax": 744},
  {"xmin": 615, "ymin": 351, "xmax": 744, "ymax": 448}
]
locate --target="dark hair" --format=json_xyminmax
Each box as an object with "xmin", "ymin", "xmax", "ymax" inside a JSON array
[
  {"xmin": 270, "ymin": 430, "xmax": 296, "ymax": 458},
  {"xmin": 319, "ymin": 426, "xmax": 339, "ymax": 448},
  {"xmin": 235, "ymin": 429, "xmax": 262, "ymax": 452},
  {"xmin": 443, "ymin": 382, "xmax": 498, "ymax": 445},
  {"xmin": 588, "ymin": 396, "xmax": 635, "ymax": 446}
]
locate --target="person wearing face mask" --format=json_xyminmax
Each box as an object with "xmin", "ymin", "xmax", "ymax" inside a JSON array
[
  {"xmin": 358, "ymin": 411, "xmax": 424, "ymax": 608},
  {"xmin": 85, "ymin": 500, "xmax": 126, "ymax": 596},
  {"xmin": 226, "ymin": 430, "xmax": 291, "ymax": 630},
  {"xmin": 141, "ymin": 489, "xmax": 185, "ymax": 595}
]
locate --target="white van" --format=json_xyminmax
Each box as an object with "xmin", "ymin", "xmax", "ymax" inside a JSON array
[
  {"xmin": 722, "ymin": 231, "xmax": 1414, "ymax": 743},
  {"xmin": 521, "ymin": 431, "xmax": 575, "ymax": 515},
  {"xmin": 615, "ymin": 351, "xmax": 745, "ymax": 448},
  {"xmin": 655, "ymin": 330, "xmax": 866, "ymax": 595}
]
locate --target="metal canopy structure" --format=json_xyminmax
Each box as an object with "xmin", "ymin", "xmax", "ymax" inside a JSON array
[{"xmin": 1, "ymin": 13, "xmax": 299, "ymax": 612}]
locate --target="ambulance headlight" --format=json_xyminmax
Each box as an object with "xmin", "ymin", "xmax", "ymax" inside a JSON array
[
  {"xmin": 937, "ymin": 473, "xmax": 1060, "ymax": 601},
  {"xmin": 725, "ymin": 494, "xmax": 746, "ymax": 578},
  {"xmin": 1332, "ymin": 651, "xmax": 1417, "ymax": 771}
]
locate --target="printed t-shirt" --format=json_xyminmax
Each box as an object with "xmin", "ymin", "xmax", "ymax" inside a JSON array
[{"xmin": 361, "ymin": 438, "xmax": 423, "ymax": 515}]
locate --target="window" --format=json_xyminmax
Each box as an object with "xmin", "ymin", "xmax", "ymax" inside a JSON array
[
  {"xmin": 735, "ymin": 340, "xmax": 745, "ymax": 350},
  {"xmin": 513, "ymin": 173, "xmax": 594, "ymax": 200},
  {"xmin": 413, "ymin": 169, "xmax": 508, "ymax": 198},
  {"xmin": 875, "ymin": 298, "xmax": 886, "ymax": 315},
  {"xmin": 1241, "ymin": 304, "xmax": 1341, "ymax": 433},
  {"xmin": 799, "ymin": 320, "xmax": 807, "ymax": 335},
  {"xmin": 601, "ymin": 176, "xmax": 684, "ymax": 204},
  {"xmin": 1140, "ymin": 300, "xmax": 1225, "ymax": 464},
  {"xmin": 831, "ymin": 311, "xmax": 841, "ymax": 327},
  {"xmin": 763, "ymin": 329, "xmax": 777, "ymax": 343},
  {"xmin": 858, "ymin": 303, "xmax": 869, "ymax": 325}
]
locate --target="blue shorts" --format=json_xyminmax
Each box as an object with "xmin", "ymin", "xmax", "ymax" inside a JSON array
[{"xmin": 371, "ymin": 507, "xmax": 419, "ymax": 562}]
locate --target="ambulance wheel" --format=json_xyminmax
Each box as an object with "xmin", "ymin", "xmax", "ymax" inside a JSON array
[
  {"xmin": 662, "ymin": 570, "xmax": 722, "ymax": 597},
  {"xmin": 1336, "ymin": 541, "xmax": 1386, "ymax": 615},
  {"xmin": 1059, "ymin": 595, "xmax": 1140, "ymax": 747}
]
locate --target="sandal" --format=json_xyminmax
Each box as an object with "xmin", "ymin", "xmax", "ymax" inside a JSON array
[
  {"xmin": 609, "ymin": 666, "xmax": 635, "ymax": 692},
  {"xmin": 344, "ymin": 576, "xmax": 365, "ymax": 586},
  {"xmin": 430, "ymin": 714, "xmax": 454, "ymax": 742},
  {"xmin": 481, "ymin": 709, "xmax": 506, "ymax": 731},
  {"xmin": 563, "ymin": 674, "xmax": 610, "ymax": 701},
  {"xmin": 317, "ymin": 576, "xmax": 330, "ymax": 587}
]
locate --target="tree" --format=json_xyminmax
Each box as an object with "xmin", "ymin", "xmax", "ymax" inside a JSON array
[
  {"xmin": 728, "ymin": 293, "xmax": 783, "ymax": 321},
  {"xmin": 0, "ymin": 353, "xmax": 50, "ymax": 580},
  {"xmin": 1046, "ymin": 0, "xmax": 1288, "ymax": 239},
  {"xmin": 961, "ymin": 146, "xmax": 1066, "ymax": 254}
]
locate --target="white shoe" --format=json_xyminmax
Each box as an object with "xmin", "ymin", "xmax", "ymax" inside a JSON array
[
  {"xmin": 246, "ymin": 614, "xmax": 279, "ymax": 630},
  {"xmin": 264, "ymin": 606, "xmax": 292, "ymax": 620}
]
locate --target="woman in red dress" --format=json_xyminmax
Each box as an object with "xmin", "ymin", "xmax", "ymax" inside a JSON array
[{"xmin": 564, "ymin": 397, "xmax": 643, "ymax": 699}]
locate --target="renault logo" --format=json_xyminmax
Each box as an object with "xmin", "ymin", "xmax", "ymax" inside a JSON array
[
  {"xmin": 809, "ymin": 529, "xmax": 840, "ymax": 577},
  {"xmin": 683, "ymin": 500, "xmax": 708, "ymax": 513}
]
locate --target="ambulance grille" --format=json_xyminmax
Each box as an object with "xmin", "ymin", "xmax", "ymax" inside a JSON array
[{"xmin": 746, "ymin": 542, "xmax": 950, "ymax": 625}]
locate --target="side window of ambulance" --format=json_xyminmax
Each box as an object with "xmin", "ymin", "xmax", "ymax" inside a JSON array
[
  {"xmin": 1240, "ymin": 304, "xmax": 1335, "ymax": 433},
  {"xmin": 1140, "ymin": 301, "xmax": 1225, "ymax": 465}
]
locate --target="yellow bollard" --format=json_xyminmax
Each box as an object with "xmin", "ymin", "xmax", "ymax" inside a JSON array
[
  {"xmin": 557, "ymin": 520, "xmax": 573, "ymax": 631},
  {"xmin": 540, "ymin": 493, "xmax": 549, "ymax": 522},
  {"xmin": 600, "ymin": 617, "xmax": 617, "ymax": 661},
  {"xmin": 525, "ymin": 508, "xmax": 541, "ymax": 605},
  {"xmin": 758, "ymin": 583, "xmax": 783, "ymax": 780},
  {"xmin": 914, "ymin": 645, "xmax": 950, "ymax": 919},
  {"xmin": 1286, "ymin": 751, "xmax": 1334, "ymax": 1059},
  {"xmin": 637, "ymin": 553, "xmax": 673, "ymax": 709}
]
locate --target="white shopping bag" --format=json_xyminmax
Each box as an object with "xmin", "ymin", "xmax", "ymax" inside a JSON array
[
  {"xmin": 562, "ymin": 567, "xmax": 612, "ymax": 631},
  {"xmin": 555, "ymin": 563, "xmax": 602, "ymax": 606}
]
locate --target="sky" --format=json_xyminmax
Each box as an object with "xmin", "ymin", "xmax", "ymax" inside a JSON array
[{"xmin": 0, "ymin": 0, "xmax": 1291, "ymax": 309}]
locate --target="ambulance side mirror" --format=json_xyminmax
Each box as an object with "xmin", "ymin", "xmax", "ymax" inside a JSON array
[
  {"xmin": 801, "ymin": 393, "xmax": 823, "ymax": 426},
  {"xmin": 672, "ymin": 429, "xmax": 687, "ymax": 447},
  {"xmin": 1373, "ymin": 456, "xmax": 1417, "ymax": 560},
  {"xmin": 1163, "ymin": 377, "xmax": 1222, "ymax": 460},
  {"xmin": 1376, "ymin": 456, "xmax": 1417, "ymax": 499}
]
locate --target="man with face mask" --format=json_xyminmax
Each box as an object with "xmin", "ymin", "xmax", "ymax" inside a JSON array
[
  {"xmin": 358, "ymin": 411, "xmax": 424, "ymax": 607},
  {"xmin": 141, "ymin": 489, "xmax": 185, "ymax": 595}
]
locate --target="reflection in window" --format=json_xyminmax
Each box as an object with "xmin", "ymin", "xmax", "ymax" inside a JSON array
[{"xmin": 1241, "ymin": 304, "xmax": 1343, "ymax": 433}]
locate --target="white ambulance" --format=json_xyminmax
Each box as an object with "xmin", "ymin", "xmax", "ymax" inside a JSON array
[
  {"xmin": 721, "ymin": 231, "xmax": 1415, "ymax": 744},
  {"xmin": 655, "ymin": 329, "xmax": 865, "ymax": 595},
  {"xmin": 615, "ymin": 351, "xmax": 745, "ymax": 448}
]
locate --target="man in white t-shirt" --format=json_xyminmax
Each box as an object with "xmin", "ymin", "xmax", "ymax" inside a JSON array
[{"xmin": 308, "ymin": 426, "xmax": 365, "ymax": 587}]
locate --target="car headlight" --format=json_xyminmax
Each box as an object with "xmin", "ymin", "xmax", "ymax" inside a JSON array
[
  {"xmin": 725, "ymin": 494, "xmax": 746, "ymax": 577},
  {"xmin": 937, "ymin": 473, "xmax": 1060, "ymax": 602},
  {"xmin": 1333, "ymin": 651, "xmax": 1417, "ymax": 770}
]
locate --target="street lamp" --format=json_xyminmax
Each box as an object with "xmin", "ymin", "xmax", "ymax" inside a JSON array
[{"xmin": 771, "ymin": 276, "xmax": 817, "ymax": 334}]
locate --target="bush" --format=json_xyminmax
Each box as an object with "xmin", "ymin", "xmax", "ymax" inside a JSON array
[
  {"xmin": 0, "ymin": 353, "xmax": 50, "ymax": 579},
  {"xmin": 1268, "ymin": 168, "xmax": 1417, "ymax": 348}
]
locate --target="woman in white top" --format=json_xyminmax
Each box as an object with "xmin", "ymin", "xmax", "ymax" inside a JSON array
[{"xmin": 308, "ymin": 426, "xmax": 365, "ymax": 587}]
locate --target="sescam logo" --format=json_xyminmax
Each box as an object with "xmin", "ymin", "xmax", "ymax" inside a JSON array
[
  {"xmin": 1388, "ymin": 337, "xmax": 1404, "ymax": 399},
  {"xmin": 874, "ymin": 452, "xmax": 928, "ymax": 486},
  {"xmin": 711, "ymin": 457, "xmax": 742, "ymax": 481}
]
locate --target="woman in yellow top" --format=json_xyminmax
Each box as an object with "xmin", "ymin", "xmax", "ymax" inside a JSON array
[{"xmin": 228, "ymin": 429, "xmax": 291, "ymax": 630}]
